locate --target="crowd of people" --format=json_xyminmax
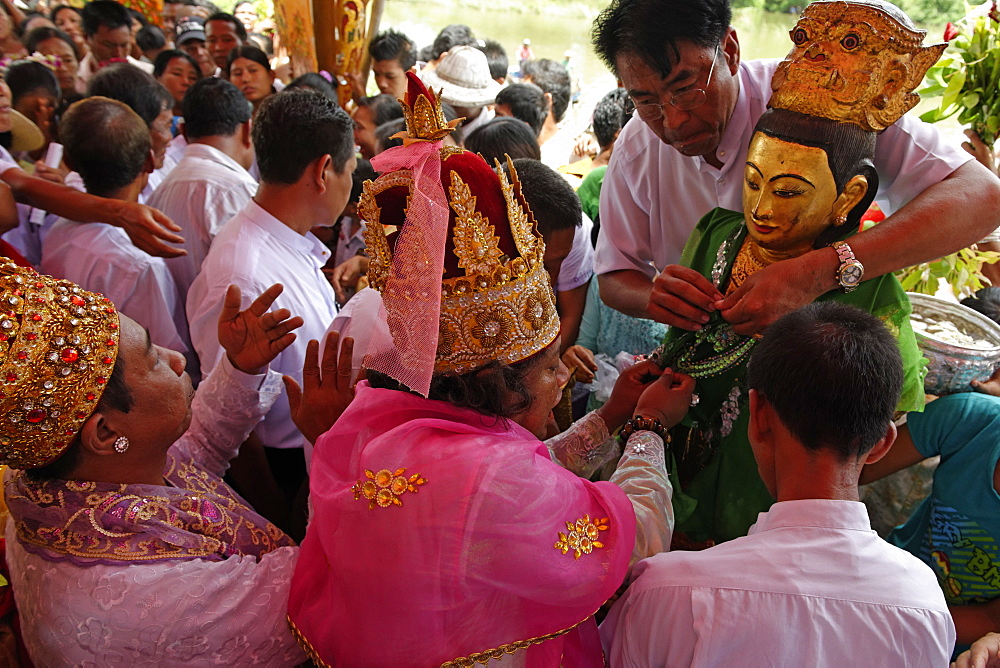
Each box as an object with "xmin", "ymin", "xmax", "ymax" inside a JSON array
[{"xmin": 1, "ymin": 0, "xmax": 1000, "ymax": 665}]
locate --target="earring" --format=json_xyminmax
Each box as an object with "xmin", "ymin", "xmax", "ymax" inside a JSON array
[
  {"xmin": 833, "ymin": 215, "xmax": 848, "ymax": 225},
  {"xmin": 114, "ymin": 436, "xmax": 129, "ymax": 454}
]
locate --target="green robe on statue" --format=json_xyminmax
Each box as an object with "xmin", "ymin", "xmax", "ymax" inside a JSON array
[{"xmin": 654, "ymin": 208, "xmax": 926, "ymax": 545}]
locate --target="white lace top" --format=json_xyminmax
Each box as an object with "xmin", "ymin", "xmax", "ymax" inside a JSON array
[{"xmin": 4, "ymin": 357, "xmax": 307, "ymax": 667}]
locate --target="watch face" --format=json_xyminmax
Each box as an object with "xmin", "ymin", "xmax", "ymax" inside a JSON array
[{"xmin": 840, "ymin": 262, "xmax": 863, "ymax": 286}]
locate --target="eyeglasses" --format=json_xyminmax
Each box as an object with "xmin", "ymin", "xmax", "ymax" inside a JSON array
[{"xmin": 625, "ymin": 46, "xmax": 720, "ymax": 119}]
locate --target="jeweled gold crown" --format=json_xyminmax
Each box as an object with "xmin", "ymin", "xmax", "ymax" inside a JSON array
[
  {"xmin": 0, "ymin": 258, "xmax": 120, "ymax": 469},
  {"xmin": 361, "ymin": 74, "xmax": 559, "ymax": 375},
  {"xmin": 770, "ymin": 0, "xmax": 945, "ymax": 131}
]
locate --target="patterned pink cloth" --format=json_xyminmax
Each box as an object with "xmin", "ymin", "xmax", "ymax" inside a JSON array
[{"xmin": 289, "ymin": 382, "xmax": 636, "ymax": 665}]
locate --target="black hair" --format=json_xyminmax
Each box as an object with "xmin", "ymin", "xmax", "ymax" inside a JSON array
[
  {"xmin": 367, "ymin": 353, "xmax": 544, "ymax": 420},
  {"xmin": 961, "ymin": 287, "xmax": 1000, "ymax": 326},
  {"xmin": 62, "ymin": 96, "xmax": 151, "ymax": 197},
  {"xmin": 82, "ymin": 0, "xmax": 131, "ymax": 37},
  {"xmin": 25, "ymin": 26, "xmax": 80, "ymax": 59},
  {"xmin": 369, "ymin": 29, "xmax": 415, "ymax": 71},
  {"xmin": 593, "ymin": 87, "xmax": 629, "ymax": 149},
  {"xmin": 475, "ymin": 38, "xmax": 507, "ymax": 81},
  {"xmin": 431, "ymin": 24, "xmax": 474, "ymax": 61},
  {"xmin": 5, "ymin": 60, "xmax": 60, "ymax": 106},
  {"xmin": 226, "ymin": 43, "xmax": 269, "ymax": 73},
  {"xmin": 374, "ymin": 118, "xmax": 405, "ymax": 153},
  {"xmin": 495, "ymin": 83, "xmax": 547, "ymax": 136},
  {"xmin": 350, "ymin": 157, "xmax": 376, "ymax": 202},
  {"xmin": 418, "ymin": 44, "xmax": 433, "ymax": 63},
  {"xmin": 286, "ymin": 72, "xmax": 338, "ymax": 102},
  {"xmin": 356, "ymin": 92, "xmax": 403, "ymax": 126},
  {"xmin": 522, "ymin": 59, "xmax": 571, "ymax": 123},
  {"xmin": 592, "ymin": 0, "xmax": 731, "ymax": 78},
  {"xmin": 27, "ymin": 353, "xmax": 132, "ymax": 481},
  {"xmin": 753, "ymin": 108, "xmax": 878, "ymax": 246},
  {"xmin": 153, "ymin": 48, "xmax": 202, "ymax": 79},
  {"xmin": 50, "ymin": 5, "xmax": 82, "ymax": 24},
  {"xmin": 206, "ymin": 11, "xmax": 247, "ymax": 41},
  {"xmin": 128, "ymin": 8, "xmax": 148, "ymax": 27},
  {"xmin": 252, "ymin": 89, "xmax": 355, "ymax": 184},
  {"xmin": 18, "ymin": 12, "xmax": 51, "ymax": 37},
  {"xmin": 747, "ymin": 302, "xmax": 902, "ymax": 460},
  {"xmin": 136, "ymin": 24, "xmax": 166, "ymax": 52},
  {"xmin": 511, "ymin": 158, "xmax": 581, "ymax": 234},
  {"xmin": 247, "ymin": 31, "xmax": 272, "ymax": 56},
  {"xmin": 181, "ymin": 77, "xmax": 250, "ymax": 138},
  {"xmin": 465, "ymin": 117, "xmax": 540, "ymax": 163},
  {"xmin": 88, "ymin": 63, "xmax": 172, "ymax": 126}
]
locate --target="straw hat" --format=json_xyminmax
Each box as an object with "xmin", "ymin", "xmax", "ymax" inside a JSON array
[
  {"xmin": 419, "ymin": 45, "xmax": 501, "ymax": 108},
  {"xmin": 9, "ymin": 109, "xmax": 44, "ymax": 153}
]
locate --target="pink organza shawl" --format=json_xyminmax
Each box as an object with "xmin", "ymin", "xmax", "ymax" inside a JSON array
[{"xmin": 289, "ymin": 383, "xmax": 636, "ymax": 666}]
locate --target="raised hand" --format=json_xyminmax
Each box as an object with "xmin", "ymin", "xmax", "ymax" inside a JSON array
[
  {"xmin": 283, "ymin": 332, "xmax": 356, "ymax": 444},
  {"xmin": 219, "ymin": 283, "xmax": 304, "ymax": 374}
]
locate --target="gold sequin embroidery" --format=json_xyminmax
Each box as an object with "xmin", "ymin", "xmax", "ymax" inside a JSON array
[
  {"xmin": 554, "ymin": 515, "xmax": 609, "ymax": 559},
  {"xmin": 352, "ymin": 468, "xmax": 427, "ymax": 509}
]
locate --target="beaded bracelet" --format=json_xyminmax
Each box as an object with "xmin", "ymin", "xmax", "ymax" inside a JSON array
[{"xmin": 618, "ymin": 415, "xmax": 670, "ymax": 446}]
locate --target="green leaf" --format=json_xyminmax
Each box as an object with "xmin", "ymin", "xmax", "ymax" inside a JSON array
[{"xmin": 964, "ymin": 92, "xmax": 981, "ymax": 107}]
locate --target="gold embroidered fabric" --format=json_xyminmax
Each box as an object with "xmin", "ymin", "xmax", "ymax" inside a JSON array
[
  {"xmin": 8, "ymin": 450, "xmax": 293, "ymax": 564},
  {"xmin": 554, "ymin": 515, "xmax": 610, "ymax": 560},
  {"xmin": 362, "ymin": 154, "xmax": 560, "ymax": 375},
  {"xmin": 0, "ymin": 259, "xmax": 120, "ymax": 469},
  {"xmin": 352, "ymin": 468, "xmax": 428, "ymax": 509},
  {"xmin": 287, "ymin": 617, "xmax": 332, "ymax": 668},
  {"xmin": 726, "ymin": 237, "xmax": 766, "ymax": 295},
  {"xmin": 440, "ymin": 612, "xmax": 593, "ymax": 667}
]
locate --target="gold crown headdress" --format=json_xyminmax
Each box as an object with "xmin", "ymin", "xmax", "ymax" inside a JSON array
[
  {"xmin": 361, "ymin": 73, "xmax": 558, "ymax": 387},
  {"xmin": 0, "ymin": 258, "xmax": 120, "ymax": 469},
  {"xmin": 770, "ymin": 0, "xmax": 945, "ymax": 131}
]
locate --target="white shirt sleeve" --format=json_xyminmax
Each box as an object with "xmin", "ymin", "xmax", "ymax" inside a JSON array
[
  {"xmin": 594, "ymin": 133, "xmax": 658, "ymax": 279},
  {"xmin": 556, "ymin": 213, "xmax": 595, "ymax": 292},
  {"xmin": 170, "ymin": 354, "xmax": 283, "ymax": 477}
]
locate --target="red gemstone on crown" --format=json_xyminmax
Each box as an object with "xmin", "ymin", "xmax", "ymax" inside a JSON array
[
  {"xmin": 61, "ymin": 348, "xmax": 79, "ymax": 363},
  {"xmin": 70, "ymin": 295, "xmax": 86, "ymax": 306},
  {"xmin": 102, "ymin": 356, "xmax": 113, "ymax": 364},
  {"xmin": 85, "ymin": 392, "xmax": 97, "ymax": 401},
  {"xmin": 26, "ymin": 409, "xmax": 46, "ymax": 423}
]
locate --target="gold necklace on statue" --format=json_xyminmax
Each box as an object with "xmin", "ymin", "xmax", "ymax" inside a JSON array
[{"xmin": 726, "ymin": 237, "xmax": 768, "ymax": 295}]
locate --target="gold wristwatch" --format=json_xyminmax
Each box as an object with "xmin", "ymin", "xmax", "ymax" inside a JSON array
[{"xmin": 832, "ymin": 241, "xmax": 864, "ymax": 293}]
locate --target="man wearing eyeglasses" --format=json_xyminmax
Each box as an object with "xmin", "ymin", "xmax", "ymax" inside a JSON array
[{"xmin": 590, "ymin": 0, "xmax": 1000, "ymax": 336}]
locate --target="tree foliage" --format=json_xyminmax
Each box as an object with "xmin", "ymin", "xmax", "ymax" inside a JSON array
[{"xmin": 731, "ymin": 0, "xmax": 967, "ymax": 25}]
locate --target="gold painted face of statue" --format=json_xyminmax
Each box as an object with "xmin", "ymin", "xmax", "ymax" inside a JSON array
[
  {"xmin": 769, "ymin": 0, "xmax": 945, "ymax": 131},
  {"xmin": 743, "ymin": 133, "xmax": 845, "ymax": 257}
]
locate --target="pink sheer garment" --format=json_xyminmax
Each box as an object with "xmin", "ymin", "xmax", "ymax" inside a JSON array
[{"xmin": 288, "ymin": 382, "xmax": 636, "ymax": 666}]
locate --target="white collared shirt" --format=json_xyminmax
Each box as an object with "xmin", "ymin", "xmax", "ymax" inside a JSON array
[
  {"xmin": 41, "ymin": 218, "xmax": 189, "ymax": 357},
  {"xmin": 148, "ymin": 142, "xmax": 258, "ymax": 300},
  {"xmin": 187, "ymin": 200, "xmax": 338, "ymax": 450},
  {"xmin": 75, "ymin": 53, "xmax": 155, "ymax": 94},
  {"xmin": 595, "ymin": 58, "xmax": 973, "ymax": 278},
  {"xmin": 601, "ymin": 499, "xmax": 955, "ymax": 667}
]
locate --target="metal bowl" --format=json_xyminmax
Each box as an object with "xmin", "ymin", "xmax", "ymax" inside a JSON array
[{"xmin": 908, "ymin": 292, "xmax": 1000, "ymax": 395}]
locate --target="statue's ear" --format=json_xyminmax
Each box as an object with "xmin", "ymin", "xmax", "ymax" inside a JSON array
[{"xmin": 833, "ymin": 174, "xmax": 868, "ymax": 220}]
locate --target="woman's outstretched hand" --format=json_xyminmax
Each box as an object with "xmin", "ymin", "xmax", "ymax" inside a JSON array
[
  {"xmin": 284, "ymin": 332, "xmax": 357, "ymax": 444},
  {"xmin": 219, "ymin": 283, "xmax": 304, "ymax": 375}
]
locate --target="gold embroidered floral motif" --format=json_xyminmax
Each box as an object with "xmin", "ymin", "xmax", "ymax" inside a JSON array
[
  {"xmin": 554, "ymin": 515, "xmax": 609, "ymax": 559},
  {"xmin": 471, "ymin": 307, "xmax": 513, "ymax": 349},
  {"xmin": 352, "ymin": 468, "xmax": 427, "ymax": 509}
]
